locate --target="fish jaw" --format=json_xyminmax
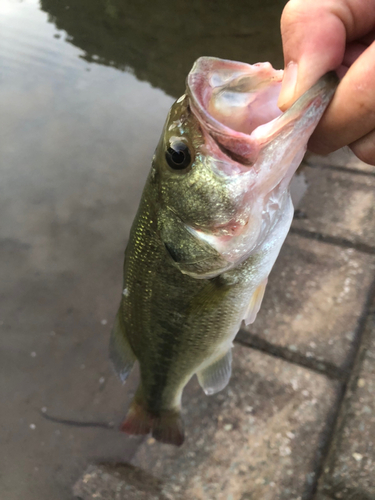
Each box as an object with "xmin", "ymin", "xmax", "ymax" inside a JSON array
[
  {"xmin": 183, "ymin": 57, "xmax": 338, "ymax": 267},
  {"xmin": 187, "ymin": 57, "xmax": 284, "ymax": 167},
  {"xmin": 188, "ymin": 56, "xmax": 337, "ymax": 184},
  {"xmin": 250, "ymin": 70, "xmax": 338, "ymax": 195}
]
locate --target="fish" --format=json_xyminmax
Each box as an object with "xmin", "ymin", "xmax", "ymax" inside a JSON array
[{"xmin": 110, "ymin": 57, "xmax": 338, "ymax": 446}]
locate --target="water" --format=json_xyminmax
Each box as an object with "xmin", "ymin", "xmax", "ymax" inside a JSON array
[{"xmin": 0, "ymin": 1, "xmax": 288, "ymax": 499}]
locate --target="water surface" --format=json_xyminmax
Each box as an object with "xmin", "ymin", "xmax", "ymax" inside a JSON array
[{"xmin": 0, "ymin": 1, "xmax": 287, "ymax": 499}]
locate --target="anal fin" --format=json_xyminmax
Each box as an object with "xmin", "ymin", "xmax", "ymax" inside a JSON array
[
  {"xmin": 109, "ymin": 309, "xmax": 136, "ymax": 383},
  {"xmin": 197, "ymin": 349, "xmax": 232, "ymax": 395},
  {"xmin": 244, "ymin": 278, "xmax": 267, "ymax": 325}
]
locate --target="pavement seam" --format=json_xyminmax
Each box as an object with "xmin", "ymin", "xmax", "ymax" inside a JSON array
[
  {"xmin": 311, "ymin": 276, "xmax": 375, "ymax": 500},
  {"xmin": 304, "ymin": 161, "xmax": 375, "ymax": 178},
  {"xmin": 235, "ymin": 331, "xmax": 345, "ymax": 381},
  {"xmin": 290, "ymin": 227, "xmax": 375, "ymax": 255}
]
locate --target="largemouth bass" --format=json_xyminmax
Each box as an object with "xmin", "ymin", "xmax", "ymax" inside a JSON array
[{"xmin": 111, "ymin": 57, "xmax": 337, "ymax": 446}]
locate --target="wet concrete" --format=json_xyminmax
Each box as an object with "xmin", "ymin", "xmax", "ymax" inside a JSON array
[
  {"xmin": 1, "ymin": 0, "xmax": 288, "ymax": 498},
  {"xmin": 1, "ymin": 1, "xmax": 173, "ymax": 498}
]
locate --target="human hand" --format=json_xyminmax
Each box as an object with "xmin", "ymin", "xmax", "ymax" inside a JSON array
[{"xmin": 278, "ymin": 0, "xmax": 375, "ymax": 165}]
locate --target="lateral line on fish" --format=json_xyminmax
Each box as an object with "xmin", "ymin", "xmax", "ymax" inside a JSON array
[
  {"xmin": 235, "ymin": 331, "xmax": 345, "ymax": 381},
  {"xmin": 40, "ymin": 411, "xmax": 115, "ymax": 429},
  {"xmin": 290, "ymin": 227, "xmax": 375, "ymax": 256}
]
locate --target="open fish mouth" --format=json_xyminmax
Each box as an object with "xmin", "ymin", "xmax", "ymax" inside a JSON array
[
  {"xmin": 188, "ymin": 58, "xmax": 283, "ymax": 136},
  {"xmin": 187, "ymin": 57, "xmax": 337, "ymax": 168},
  {"xmin": 184, "ymin": 57, "xmax": 338, "ymax": 265}
]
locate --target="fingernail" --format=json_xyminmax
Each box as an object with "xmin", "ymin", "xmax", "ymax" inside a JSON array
[{"xmin": 278, "ymin": 61, "xmax": 298, "ymax": 110}]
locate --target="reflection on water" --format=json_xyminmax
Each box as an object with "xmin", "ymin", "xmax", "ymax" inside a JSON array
[
  {"xmin": 39, "ymin": 0, "xmax": 286, "ymax": 97},
  {"xmin": 1, "ymin": 0, "xmax": 174, "ymax": 274},
  {"xmin": 1, "ymin": 2, "xmax": 175, "ymax": 499}
]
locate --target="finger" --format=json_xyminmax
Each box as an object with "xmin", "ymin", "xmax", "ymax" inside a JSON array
[
  {"xmin": 336, "ymin": 64, "xmax": 349, "ymax": 79},
  {"xmin": 278, "ymin": 0, "xmax": 375, "ymax": 110},
  {"xmin": 358, "ymin": 30, "xmax": 375, "ymax": 45},
  {"xmin": 308, "ymin": 40, "xmax": 375, "ymax": 153},
  {"xmin": 336, "ymin": 29, "xmax": 375, "ymax": 77},
  {"xmin": 350, "ymin": 128, "xmax": 375, "ymax": 165},
  {"xmin": 337, "ymin": 33, "xmax": 374, "ymax": 77},
  {"xmin": 343, "ymin": 41, "xmax": 368, "ymax": 66}
]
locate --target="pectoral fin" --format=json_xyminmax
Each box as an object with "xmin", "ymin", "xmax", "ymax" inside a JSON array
[
  {"xmin": 110, "ymin": 309, "xmax": 136, "ymax": 383},
  {"xmin": 244, "ymin": 278, "xmax": 267, "ymax": 325},
  {"xmin": 197, "ymin": 349, "xmax": 232, "ymax": 395}
]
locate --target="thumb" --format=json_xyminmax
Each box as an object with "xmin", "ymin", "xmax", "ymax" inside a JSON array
[{"xmin": 278, "ymin": 0, "xmax": 347, "ymax": 110}]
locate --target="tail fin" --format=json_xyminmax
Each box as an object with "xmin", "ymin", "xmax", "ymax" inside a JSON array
[
  {"xmin": 120, "ymin": 401, "xmax": 153, "ymax": 436},
  {"xmin": 152, "ymin": 412, "xmax": 184, "ymax": 446},
  {"xmin": 120, "ymin": 399, "xmax": 184, "ymax": 446}
]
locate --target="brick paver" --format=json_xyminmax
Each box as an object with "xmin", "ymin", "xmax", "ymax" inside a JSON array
[
  {"xmin": 316, "ymin": 309, "xmax": 375, "ymax": 500},
  {"xmin": 305, "ymin": 149, "xmax": 375, "ymax": 175},
  {"xmin": 293, "ymin": 166, "xmax": 375, "ymax": 248},
  {"xmin": 241, "ymin": 233, "xmax": 375, "ymax": 371},
  {"xmin": 73, "ymin": 464, "xmax": 162, "ymax": 500}
]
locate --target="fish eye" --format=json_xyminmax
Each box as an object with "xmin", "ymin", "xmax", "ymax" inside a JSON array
[{"xmin": 165, "ymin": 142, "xmax": 192, "ymax": 170}]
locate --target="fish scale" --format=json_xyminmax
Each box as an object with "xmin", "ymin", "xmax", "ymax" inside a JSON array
[{"xmin": 110, "ymin": 57, "xmax": 338, "ymax": 446}]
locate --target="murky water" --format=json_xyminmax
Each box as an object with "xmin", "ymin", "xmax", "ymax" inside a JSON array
[{"xmin": 1, "ymin": 1, "xmax": 291, "ymax": 499}]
